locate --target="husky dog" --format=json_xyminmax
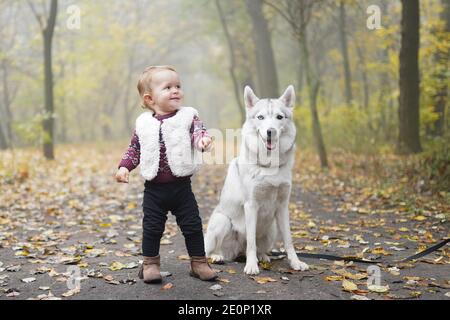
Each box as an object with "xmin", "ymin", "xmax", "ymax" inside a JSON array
[{"xmin": 205, "ymin": 85, "xmax": 309, "ymax": 275}]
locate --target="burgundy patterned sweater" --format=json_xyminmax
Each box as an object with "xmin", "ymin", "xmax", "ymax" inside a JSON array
[{"xmin": 118, "ymin": 110, "xmax": 210, "ymax": 183}]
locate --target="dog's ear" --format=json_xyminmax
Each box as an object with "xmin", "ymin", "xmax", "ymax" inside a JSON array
[
  {"xmin": 244, "ymin": 86, "xmax": 259, "ymax": 109},
  {"xmin": 279, "ymin": 85, "xmax": 295, "ymax": 108}
]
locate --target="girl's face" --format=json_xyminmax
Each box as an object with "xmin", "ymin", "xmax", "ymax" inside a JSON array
[{"xmin": 144, "ymin": 70, "xmax": 183, "ymax": 114}]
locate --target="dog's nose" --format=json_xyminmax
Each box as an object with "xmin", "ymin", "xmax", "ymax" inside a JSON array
[{"xmin": 267, "ymin": 128, "xmax": 276, "ymax": 138}]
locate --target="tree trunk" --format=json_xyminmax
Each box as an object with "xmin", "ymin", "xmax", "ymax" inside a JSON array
[
  {"xmin": 378, "ymin": 48, "xmax": 391, "ymax": 142},
  {"xmin": 338, "ymin": 0, "xmax": 353, "ymax": 106},
  {"xmin": 58, "ymin": 60, "xmax": 67, "ymax": 143},
  {"xmin": 215, "ymin": 0, "xmax": 245, "ymax": 124},
  {"xmin": 0, "ymin": 122, "xmax": 7, "ymax": 150},
  {"xmin": 1, "ymin": 59, "xmax": 13, "ymax": 148},
  {"xmin": 292, "ymin": 44, "xmax": 304, "ymax": 136},
  {"xmin": 296, "ymin": 42, "xmax": 304, "ymax": 106},
  {"xmin": 299, "ymin": 33, "xmax": 328, "ymax": 168},
  {"xmin": 42, "ymin": 0, "xmax": 58, "ymax": 159},
  {"xmin": 398, "ymin": 0, "xmax": 422, "ymax": 154},
  {"xmin": 124, "ymin": 54, "xmax": 136, "ymax": 135},
  {"xmin": 377, "ymin": 1, "xmax": 392, "ymax": 142},
  {"xmin": 102, "ymin": 77, "xmax": 122, "ymax": 140},
  {"xmin": 431, "ymin": 0, "xmax": 449, "ymax": 136},
  {"xmin": 355, "ymin": 42, "xmax": 369, "ymax": 111},
  {"xmin": 245, "ymin": 0, "xmax": 279, "ymax": 97},
  {"xmin": 310, "ymin": 81, "xmax": 328, "ymax": 168}
]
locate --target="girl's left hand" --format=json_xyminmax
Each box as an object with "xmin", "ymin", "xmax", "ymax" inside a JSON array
[{"xmin": 199, "ymin": 136, "xmax": 213, "ymax": 151}]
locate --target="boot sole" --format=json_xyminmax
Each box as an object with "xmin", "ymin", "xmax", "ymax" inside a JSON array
[
  {"xmin": 138, "ymin": 267, "xmax": 162, "ymax": 284},
  {"xmin": 189, "ymin": 271, "xmax": 218, "ymax": 281}
]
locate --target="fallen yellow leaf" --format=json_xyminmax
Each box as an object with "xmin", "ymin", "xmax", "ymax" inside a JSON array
[
  {"xmin": 333, "ymin": 269, "xmax": 367, "ymax": 280},
  {"xmin": 62, "ymin": 287, "xmax": 80, "ymax": 297},
  {"xmin": 226, "ymin": 269, "xmax": 236, "ymax": 274},
  {"xmin": 371, "ymin": 247, "xmax": 391, "ymax": 256},
  {"xmin": 99, "ymin": 223, "xmax": 112, "ymax": 228},
  {"xmin": 342, "ymin": 279, "xmax": 358, "ymax": 292},
  {"xmin": 127, "ymin": 202, "xmax": 137, "ymax": 210},
  {"xmin": 404, "ymin": 276, "xmax": 421, "ymax": 281},
  {"xmin": 0, "ymin": 218, "xmax": 11, "ymax": 225},
  {"xmin": 258, "ymin": 261, "xmax": 272, "ymax": 270},
  {"xmin": 251, "ymin": 276, "xmax": 277, "ymax": 284},
  {"xmin": 108, "ymin": 261, "xmax": 125, "ymax": 271},
  {"xmin": 368, "ymin": 284, "xmax": 389, "ymax": 293},
  {"xmin": 217, "ymin": 277, "xmax": 230, "ymax": 283},
  {"xmin": 325, "ymin": 275, "xmax": 344, "ymax": 281}
]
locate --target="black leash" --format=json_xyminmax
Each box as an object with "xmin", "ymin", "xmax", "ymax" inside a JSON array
[
  {"xmin": 271, "ymin": 238, "xmax": 450, "ymax": 265},
  {"xmin": 295, "ymin": 253, "xmax": 375, "ymax": 264},
  {"xmin": 399, "ymin": 238, "xmax": 450, "ymax": 262}
]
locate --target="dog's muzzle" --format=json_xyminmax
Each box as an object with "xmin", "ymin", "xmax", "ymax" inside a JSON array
[{"xmin": 259, "ymin": 128, "xmax": 277, "ymax": 150}]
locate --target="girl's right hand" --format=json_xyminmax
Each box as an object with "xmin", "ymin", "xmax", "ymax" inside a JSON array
[{"xmin": 116, "ymin": 167, "xmax": 129, "ymax": 183}]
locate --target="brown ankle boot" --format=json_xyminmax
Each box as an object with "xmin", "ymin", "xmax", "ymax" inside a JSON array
[
  {"xmin": 190, "ymin": 256, "xmax": 218, "ymax": 281},
  {"xmin": 138, "ymin": 255, "xmax": 162, "ymax": 284}
]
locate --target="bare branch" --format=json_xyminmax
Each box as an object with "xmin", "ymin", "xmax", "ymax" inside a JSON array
[
  {"xmin": 26, "ymin": 0, "xmax": 44, "ymax": 30},
  {"xmin": 262, "ymin": 0, "xmax": 296, "ymax": 28},
  {"xmin": 42, "ymin": 0, "xmax": 49, "ymax": 19}
]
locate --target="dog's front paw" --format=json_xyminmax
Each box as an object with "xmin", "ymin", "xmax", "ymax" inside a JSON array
[
  {"xmin": 210, "ymin": 254, "xmax": 225, "ymax": 264},
  {"xmin": 290, "ymin": 259, "xmax": 309, "ymax": 271},
  {"xmin": 244, "ymin": 261, "xmax": 260, "ymax": 275}
]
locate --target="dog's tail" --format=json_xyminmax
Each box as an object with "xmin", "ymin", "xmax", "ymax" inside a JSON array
[{"xmin": 205, "ymin": 210, "xmax": 232, "ymax": 256}]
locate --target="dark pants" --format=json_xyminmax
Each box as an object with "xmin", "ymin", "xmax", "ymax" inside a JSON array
[{"xmin": 142, "ymin": 177, "xmax": 205, "ymax": 257}]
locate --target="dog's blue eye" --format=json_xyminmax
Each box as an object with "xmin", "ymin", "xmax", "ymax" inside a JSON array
[
  {"xmin": 257, "ymin": 115, "xmax": 264, "ymax": 120},
  {"xmin": 276, "ymin": 115, "xmax": 284, "ymax": 120}
]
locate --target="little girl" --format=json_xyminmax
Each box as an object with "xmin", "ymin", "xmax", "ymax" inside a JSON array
[{"xmin": 115, "ymin": 65, "xmax": 217, "ymax": 283}]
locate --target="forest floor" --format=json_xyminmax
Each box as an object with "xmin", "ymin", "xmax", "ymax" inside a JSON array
[{"xmin": 0, "ymin": 144, "xmax": 449, "ymax": 300}]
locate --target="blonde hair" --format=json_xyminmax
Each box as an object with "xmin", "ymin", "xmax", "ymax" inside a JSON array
[{"xmin": 137, "ymin": 65, "xmax": 177, "ymax": 109}]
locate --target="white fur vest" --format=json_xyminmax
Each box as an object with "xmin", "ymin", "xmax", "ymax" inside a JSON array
[{"xmin": 135, "ymin": 106, "xmax": 201, "ymax": 181}]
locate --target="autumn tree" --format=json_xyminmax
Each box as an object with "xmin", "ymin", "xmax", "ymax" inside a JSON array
[
  {"xmin": 245, "ymin": 0, "xmax": 279, "ymax": 97},
  {"xmin": 215, "ymin": 0, "xmax": 246, "ymax": 123},
  {"xmin": 265, "ymin": 0, "xmax": 328, "ymax": 168},
  {"xmin": 398, "ymin": 0, "xmax": 422, "ymax": 154},
  {"xmin": 28, "ymin": 0, "xmax": 58, "ymax": 159},
  {"xmin": 338, "ymin": 0, "xmax": 353, "ymax": 106},
  {"xmin": 431, "ymin": 0, "xmax": 449, "ymax": 137},
  {"xmin": 0, "ymin": 1, "xmax": 19, "ymax": 150}
]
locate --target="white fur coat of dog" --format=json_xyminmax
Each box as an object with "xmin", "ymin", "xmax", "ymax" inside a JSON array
[{"xmin": 205, "ymin": 86, "xmax": 309, "ymax": 275}]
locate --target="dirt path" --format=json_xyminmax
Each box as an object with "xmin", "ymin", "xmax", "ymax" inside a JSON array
[{"xmin": 0, "ymin": 160, "xmax": 448, "ymax": 300}]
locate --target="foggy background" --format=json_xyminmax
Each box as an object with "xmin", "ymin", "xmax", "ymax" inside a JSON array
[{"xmin": 0, "ymin": 0, "xmax": 448, "ymax": 160}]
